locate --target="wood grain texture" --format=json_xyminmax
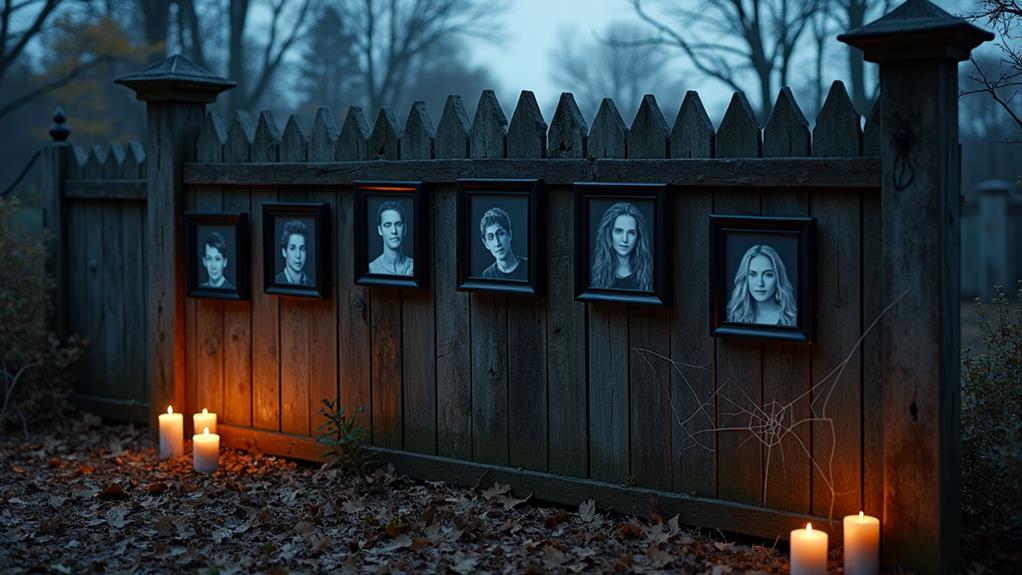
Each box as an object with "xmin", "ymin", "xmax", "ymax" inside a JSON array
[
  {"xmin": 713, "ymin": 187, "xmax": 763, "ymax": 507},
  {"xmin": 813, "ymin": 82, "xmax": 862, "ymax": 157},
  {"xmin": 371, "ymin": 287, "xmax": 403, "ymax": 449},
  {"xmin": 100, "ymin": 201, "xmax": 126, "ymax": 399},
  {"xmin": 435, "ymin": 96, "xmax": 471, "ymax": 160},
  {"xmin": 278, "ymin": 120, "xmax": 310, "ymax": 436},
  {"xmin": 64, "ymin": 180, "xmax": 147, "ymax": 200},
  {"xmin": 249, "ymin": 109, "xmax": 282, "ymax": 432},
  {"xmin": 471, "ymin": 294, "xmax": 509, "ymax": 465},
  {"xmin": 547, "ymin": 93, "xmax": 588, "ymax": 160},
  {"xmin": 336, "ymin": 183, "xmax": 371, "ymax": 433},
  {"xmin": 309, "ymin": 108, "xmax": 339, "ymax": 162},
  {"xmin": 470, "ymin": 90, "xmax": 508, "ymax": 159},
  {"xmin": 546, "ymin": 185, "xmax": 587, "ymax": 477},
  {"xmin": 507, "ymin": 91, "xmax": 548, "ymax": 159},
  {"xmin": 433, "ymin": 184, "xmax": 471, "ymax": 459},
  {"xmin": 587, "ymin": 102, "xmax": 629, "ymax": 484},
  {"xmin": 716, "ymin": 92, "xmax": 762, "ymax": 158},
  {"xmin": 121, "ymin": 201, "xmax": 147, "ymax": 405},
  {"xmin": 338, "ymin": 107, "xmax": 370, "ymax": 161},
  {"xmin": 626, "ymin": 95, "xmax": 672, "ymax": 490},
  {"xmin": 307, "ymin": 111, "xmax": 340, "ymax": 435},
  {"xmin": 761, "ymin": 91, "xmax": 812, "ymax": 514},
  {"xmin": 671, "ymin": 92, "xmax": 715, "ymax": 159},
  {"xmin": 221, "ymin": 112, "xmax": 256, "ymax": 428},
  {"xmin": 184, "ymin": 157, "xmax": 880, "ymax": 189},
  {"xmin": 589, "ymin": 99, "xmax": 627, "ymax": 159},
  {"xmin": 669, "ymin": 104, "xmax": 715, "ymax": 496},
  {"xmin": 403, "ymin": 102, "xmax": 435, "ymax": 160},
  {"xmin": 369, "ymin": 108, "xmax": 401, "ymax": 160}
]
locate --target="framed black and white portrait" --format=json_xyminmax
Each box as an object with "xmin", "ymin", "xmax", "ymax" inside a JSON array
[
  {"xmin": 186, "ymin": 212, "xmax": 249, "ymax": 301},
  {"xmin": 574, "ymin": 182, "xmax": 670, "ymax": 306},
  {"xmin": 457, "ymin": 179, "xmax": 544, "ymax": 296},
  {"xmin": 262, "ymin": 202, "xmax": 331, "ymax": 299},
  {"xmin": 353, "ymin": 181, "xmax": 428, "ymax": 289},
  {"xmin": 709, "ymin": 215, "xmax": 815, "ymax": 342}
]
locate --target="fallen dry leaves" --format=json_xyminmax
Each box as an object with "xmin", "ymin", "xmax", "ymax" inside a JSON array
[{"xmin": 1, "ymin": 415, "xmax": 828, "ymax": 574}]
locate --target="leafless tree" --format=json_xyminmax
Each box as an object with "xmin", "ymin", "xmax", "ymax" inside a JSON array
[
  {"xmin": 333, "ymin": 0, "xmax": 505, "ymax": 113},
  {"xmin": 0, "ymin": 0, "xmax": 110, "ymax": 120},
  {"xmin": 550, "ymin": 22, "xmax": 678, "ymax": 121},
  {"xmin": 627, "ymin": 0, "xmax": 821, "ymax": 121},
  {"xmin": 967, "ymin": 0, "xmax": 1022, "ymax": 140}
]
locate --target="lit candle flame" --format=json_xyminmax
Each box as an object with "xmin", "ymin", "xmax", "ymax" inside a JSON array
[
  {"xmin": 806, "ymin": 522, "xmax": 813, "ymax": 533},
  {"xmin": 167, "ymin": 406, "xmax": 173, "ymax": 415},
  {"xmin": 202, "ymin": 408, "xmax": 208, "ymax": 415},
  {"xmin": 203, "ymin": 427, "xmax": 210, "ymax": 436},
  {"xmin": 859, "ymin": 511, "xmax": 865, "ymax": 522}
]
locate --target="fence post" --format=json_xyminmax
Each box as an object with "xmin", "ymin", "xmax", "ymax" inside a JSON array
[
  {"xmin": 115, "ymin": 56, "xmax": 234, "ymax": 433},
  {"xmin": 41, "ymin": 107, "xmax": 71, "ymax": 338},
  {"xmin": 840, "ymin": 2, "xmax": 992, "ymax": 573}
]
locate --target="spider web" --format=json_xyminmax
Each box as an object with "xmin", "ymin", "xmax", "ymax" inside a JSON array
[{"xmin": 632, "ymin": 288, "xmax": 909, "ymax": 520}]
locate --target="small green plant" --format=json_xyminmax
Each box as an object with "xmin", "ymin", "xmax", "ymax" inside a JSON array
[
  {"xmin": 316, "ymin": 398, "xmax": 369, "ymax": 473},
  {"xmin": 961, "ymin": 282, "xmax": 1022, "ymax": 553}
]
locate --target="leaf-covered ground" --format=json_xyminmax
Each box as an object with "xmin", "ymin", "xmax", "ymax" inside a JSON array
[{"xmin": 0, "ymin": 415, "xmax": 808, "ymax": 574}]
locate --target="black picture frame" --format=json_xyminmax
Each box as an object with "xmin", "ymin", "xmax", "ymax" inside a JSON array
[
  {"xmin": 262, "ymin": 202, "xmax": 331, "ymax": 299},
  {"xmin": 709, "ymin": 214, "xmax": 815, "ymax": 343},
  {"xmin": 353, "ymin": 181, "xmax": 429, "ymax": 290},
  {"xmin": 457, "ymin": 179, "xmax": 544, "ymax": 296},
  {"xmin": 186, "ymin": 212, "xmax": 250, "ymax": 301},
  {"xmin": 574, "ymin": 182, "xmax": 671, "ymax": 306}
]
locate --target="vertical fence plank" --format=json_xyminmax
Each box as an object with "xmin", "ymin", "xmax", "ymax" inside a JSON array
[
  {"xmin": 278, "ymin": 115, "xmax": 310, "ymax": 436},
  {"xmin": 251, "ymin": 112, "xmax": 281, "ymax": 431},
  {"xmin": 336, "ymin": 107, "xmax": 372, "ymax": 434},
  {"xmin": 434, "ymin": 96, "xmax": 472, "ymax": 458},
  {"xmin": 760, "ymin": 88, "xmax": 812, "ymax": 514},
  {"xmin": 402, "ymin": 102, "xmax": 437, "ymax": 454},
  {"xmin": 470, "ymin": 90, "xmax": 510, "ymax": 465},
  {"xmin": 588, "ymin": 98, "xmax": 628, "ymax": 159},
  {"xmin": 219, "ymin": 111, "xmax": 256, "ymax": 428},
  {"xmin": 82, "ymin": 148, "xmax": 106, "ymax": 400},
  {"xmin": 861, "ymin": 95, "xmax": 883, "ymax": 520},
  {"xmin": 368, "ymin": 108, "xmax": 404, "ymax": 448},
  {"xmin": 587, "ymin": 97, "xmax": 629, "ymax": 483},
  {"xmin": 101, "ymin": 145, "xmax": 127, "ymax": 400},
  {"xmin": 626, "ymin": 95, "xmax": 672, "ymax": 490},
  {"xmin": 547, "ymin": 93, "xmax": 588, "ymax": 477},
  {"xmin": 120, "ymin": 143, "xmax": 147, "ymax": 404},
  {"xmin": 714, "ymin": 91, "xmax": 764, "ymax": 506},
  {"xmin": 435, "ymin": 95, "xmax": 471, "ymax": 160},
  {"xmin": 670, "ymin": 91, "xmax": 716, "ymax": 496},
  {"xmin": 506, "ymin": 90, "xmax": 548, "ymax": 471},
  {"xmin": 306, "ymin": 108, "xmax": 340, "ymax": 436},
  {"xmin": 194, "ymin": 112, "xmax": 229, "ymax": 422},
  {"xmin": 811, "ymin": 82, "xmax": 864, "ymax": 519},
  {"xmin": 548, "ymin": 92, "xmax": 588, "ymax": 160}
]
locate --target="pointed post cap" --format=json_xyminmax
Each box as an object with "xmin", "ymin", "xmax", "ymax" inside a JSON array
[
  {"xmin": 115, "ymin": 55, "xmax": 235, "ymax": 103},
  {"xmin": 839, "ymin": 0, "xmax": 993, "ymax": 62}
]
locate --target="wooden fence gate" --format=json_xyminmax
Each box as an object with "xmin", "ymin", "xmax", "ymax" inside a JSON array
[
  {"xmin": 44, "ymin": 142, "xmax": 150, "ymax": 422},
  {"xmin": 41, "ymin": 1, "xmax": 990, "ymax": 573}
]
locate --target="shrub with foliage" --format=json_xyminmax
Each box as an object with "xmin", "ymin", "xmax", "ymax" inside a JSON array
[
  {"xmin": 317, "ymin": 398, "xmax": 369, "ymax": 473},
  {"xmin": 961, "ymin": 282, "xmax": 1022, "ymax": 551},
  {"xmin": 0, "ymin": 198, "xmax": 84, "ymax": 432}
]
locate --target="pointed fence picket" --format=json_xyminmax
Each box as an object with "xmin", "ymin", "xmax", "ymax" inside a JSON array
[{"xmin": 51, "ymin": 81, "xmax": 884, "ymax": 541}]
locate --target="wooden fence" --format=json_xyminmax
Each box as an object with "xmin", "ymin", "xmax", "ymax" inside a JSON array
[
  {"xmin": 45, "ymin": 142, "xmax": 150, "ymax": 422},
  {"xmin": 177, "ymin": 82, "xmax": 882, "ymax": 528},
  {"xmin": 38, "ymin": 2, "xmax": 988, "ymax": 572}
]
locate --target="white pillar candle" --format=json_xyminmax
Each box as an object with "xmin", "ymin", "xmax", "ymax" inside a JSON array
[
  {"xmin": 193, "ymin": 426, "xmax": 220, "ymax": 473},
  {"xmin": 158, "ymin": 405, "xmax": 184, "ymax": 459},
  {"xmin": 193, "ymin": 408, "xmax": 217, "ymax": 434},
  {"xmin": 843, "ymin": 512, "xmax": 880, "ymax": 575},
  {"xmin": 790, "ymin": 522, "xmax": 828, "ymax": 575}
]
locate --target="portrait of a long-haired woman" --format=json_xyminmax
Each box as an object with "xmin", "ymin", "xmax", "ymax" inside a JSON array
[
  {"xmin": 591, "ymin": 202, "xmax": 653, "ymax": 291},
  {"xmin": 726, "ymin": 244, "xmax": 797, "ymax": 326}
]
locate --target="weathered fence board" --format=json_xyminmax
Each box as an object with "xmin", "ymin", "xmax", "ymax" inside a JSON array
[{"xmin": 715, "ymin": 92, "xmax": 765, "ymax": 506}]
